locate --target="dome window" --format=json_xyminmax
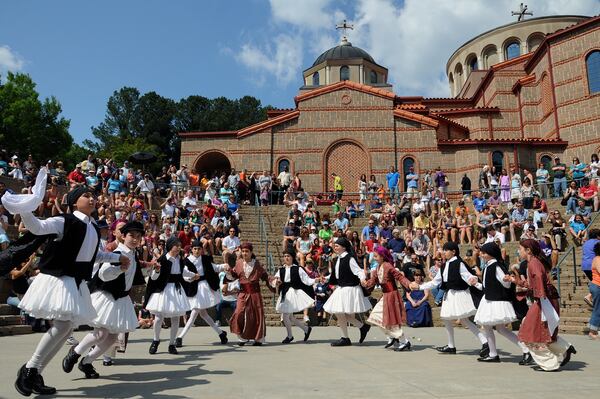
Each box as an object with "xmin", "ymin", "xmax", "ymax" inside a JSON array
[
  {"xmin": 369, "ymin": 70, "xmax": 377, "ymax": 84},
  {"xmin": 313, "ymin": 72, "xmax": 320, "ymax": 86},
  {"xmin": 340, "ymin": 65, "xmax": 350, "ymax": 81},
  {"xmin": 505, "ymin": 41, "xmax": 520, "ymax": 60}
]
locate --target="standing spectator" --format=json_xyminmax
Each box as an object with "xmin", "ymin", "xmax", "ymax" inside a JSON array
[
  {"xmin": 277, "ymin": 166, "xmax": 292, "ymax": 200},
  {"xmin": 479, "ymin": 165, "xmax": 490, "ymax": 191},
  {"xmin": 461, "ymin": 173, "xmax": 472, "ymax": 200},
  {"xmin": 282, "ymin": 219, "xmax": 299, "ymax": 252},
  {"xmin": 386, "ymin": 166, "xmax": 400, "ymax": 200},
  {"xmin": 582, "ymin": 229, "xmax": 600, "ymax": 307},
  {"xmin": 499, "ymin": 169, "xmax": 511, "ymax": 203},
  {"xmin": 228, "ymin": 168, "xmax": 240, "ymax": 198},
  {"xmin": 589, "ymin": 153, "xmax": 600, "ymax": 183},
  {"xmin": 535, "ymin": 162, "xmax": 549, "ymax": 199},
  {"xmin": 570, "ymin": 157, "xmax": 587, "ymax": 187},
  {"xmin": 258, "ymin": 170, "xmax": 272, "ymax": 206},
  {"xmin": 358, "ymin": 174, "xmax": 368, "ymax": 204},
  {"xmin": 510, "ymin": 166, "xmax": 522, "ymax": 203},
  {"xmin": 405, "ymin": 166, "xmax": 419, "ymax": 199},
  {"xmin": 434, "ymin": 167, "xmax": 447, "ymax": 199},
  {"xmin": 532, "ymin": 193, "xmax": 548, "ymax": 227},
  {"xmin": 552, "ymin": 157, "xmax": 567, "ymax": 197},
  {"xmin": 332, "ymin": 173, "xmax": 343, "ymax": 201},
  {"xmin": 588, "ymin": 242, "xmax": 600, "ymax": 340},
  {"xmin": 136, "ymin": 174, "xmax": 155, "ymax": 210},
  {"xmin": 521, "ymin": 178, "xmax": 534, "ymax": 209}
]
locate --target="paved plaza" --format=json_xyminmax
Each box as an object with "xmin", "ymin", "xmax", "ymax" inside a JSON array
[{"xmin": 0, "ymin": 326, "xmax": 597, "ymax": 398}]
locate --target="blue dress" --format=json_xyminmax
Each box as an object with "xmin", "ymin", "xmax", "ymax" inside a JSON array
[{"xmin": 405, "ymin": 290, "xmax": 433, "ymax": 327}]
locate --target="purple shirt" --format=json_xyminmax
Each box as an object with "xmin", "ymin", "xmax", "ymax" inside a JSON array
[{"xmin": 435, "ymin": 171, "xmax": 446, "ymax": 187}]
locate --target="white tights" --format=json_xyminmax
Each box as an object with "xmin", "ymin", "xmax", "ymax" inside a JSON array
[
  {"xmin": 443, "ymin": 319, "xmax": 487, "ymax": 348},
  {"xmin": 153, "ymin": 314, "xmax": 179, "ymax": 344},
  {"xmin": 178, "ymin": 309, "xmax": 223, "ymax": 339},
  {"xmin": 483, "ymin": 325, "xmax": 529, "ymax": 357},
  {"xmin": 74, "ymin": 328, "xmax": 118, "ymax": 365},
  {"xmin": 282, "ymin": 313, "xmax": 308, "ymax": 338},
  {"xmin": 26, "ymin": 319, "xmax": 73, "ymax": 371},
  {"xmin": 335, "ymin": 313, "xmax": 364, "ymax": 338}
]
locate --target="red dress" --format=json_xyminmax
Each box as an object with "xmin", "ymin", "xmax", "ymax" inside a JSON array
[
  {"xmin": 518, "ymin": 257, "xmax": 560, "ymax": 344},
  {"xmin": 228, "ymin": 259, "xmax": 275, "ymax": 341},
  {"xmin": 365, "ymin": 262, "xmax": 411, "ymax": 328}
]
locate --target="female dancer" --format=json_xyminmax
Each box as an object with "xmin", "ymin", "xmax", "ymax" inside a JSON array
[
  {"xmin": 516, "ymin": 239, "xmax": 576, "ymax": 371},
  {"xmin": 473, "ymin": 242, "xmax": 532, "ymax": 364},
  {"xmin": 272, "ymin": 250, "xmax": 315, "ymax": 343},
  {"xmin": 3, "ymin": 170, "xmax": 128, "ymax": 397},
  {"xmin": 411, "ymin": 242, "xmax": 488, "ymax": 357},
  {"xmin": 323, "ymin": 237, "xmax": 372, "ymax": 346},
  {"xmin": 227, "ymin": 242, "xmax": 275, "ymax": 345},
  {"xmin": 145, "ymin": 237, "xmax": 194, "ymax": 355},
  {"xmin": 62, "ymin": 221, "xmax": 146, "ymax": 378},
  {"xmin": 176, "ymin": 240, "xmax": 228, "ymax": 347},
  {"xmin": 363, "ymin": 246, "xmax": 412, "ymax": 351}
]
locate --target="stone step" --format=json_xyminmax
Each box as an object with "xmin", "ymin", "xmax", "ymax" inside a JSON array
[
  {"xmin": 0, "ymin": 324, "xmax": 33, "ymax": 336},
  {"xmin": 558, "ymin": 325, "xmax": 589, "ymax": 335},
  {"xmin": 0, "ymin": 315, "xmax": 23, "ymax": 326},
  {"xmin": 0, "ymin": 304, "xmax": 19, "ymax": 316}
]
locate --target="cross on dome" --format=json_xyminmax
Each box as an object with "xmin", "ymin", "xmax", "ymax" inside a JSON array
[
  {"xmin": 336, "ymin": 19, "xmax": 354, "ymax": 45},
  {"xmin": 511, "ymin": 3, "xmax": 533, "ymax": 21}
]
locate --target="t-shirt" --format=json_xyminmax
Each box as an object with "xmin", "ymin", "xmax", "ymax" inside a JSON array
[
  {"xmin": 222, "ymin": 235, "xmax": 241, "ymax": 251},
  {"xmin": 318, "ymin": 229, "xmax": 333, "ymax": 241},
  {"xmin": 333, "ymin": 217, "xmax": 349, "ymax": 231},
  {"xmin": 386, "ymin": 172, "xmax": 400, "ymax": 188},
  {"xmin": 536, "ymin": 168, "xmax": 549, "ymax": 184},
  {"xmin": 570, "ymin": 220, "xmax": 586, "ymax": 234},
  {"xmin": 333, "ymin": 176, "xmax": 343, "ymax": 191},
  {"xmin": 86, "ymin": 175, "xmax": 98, "ymax": 187},
  {"xmin": 553, "ymin": 163, "xmax": 566, "ymax": 179},
  {"xmin": 579, "ymin": 185, "xmax": 598, "ymax": 200},
  {"xmin": 582, "ymin": 238, "xmax": 600, "ymax": 271},
  {"xmin": 361, "ymin": 225, "xmax": 380, "ymax": 241},
  {"xmin": 137, "ymin": 179, "xmax": 154, "ymax": 193},
  {"xmin": 473, "ymin": 197, "xmax": 487, "ymax": 212},
  {"xmin": 388, "ymin": 238, "xmax": 406, "ymax": 253},
  {"xmin": 403, "ymin": 262, "xmax": 424, "ymax": 282},
  {"xmin": 571, "ymin": 163, "xmax": 587, "ymax": 180},
  {"xmin": 405, "ymin": 172, "xmax": 418, "ymax": 189},
  {"xmin": 277, "ymin": 171, "xmax": 292, "ymax": 187},
  {"xmin": 412, "ymin": 235, "xmax": 430, "ymax": 256}
]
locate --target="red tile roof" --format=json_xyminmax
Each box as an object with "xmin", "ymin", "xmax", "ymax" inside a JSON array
[
  {"xmin": 295, "ymin": 80, "xmax": 396, "ymax": 105},
  {"xmin": 179, "ymin": 130, "xmax": 237, "ymax": 138},
  {"xmin": 237, "ymin": 110, "xmax": 300, "ymax": 137},
  {"xmin": 433, "ymin": 107, "xmax": 500, "ymax": 115},
  {"xmin": 438, "ymin": 138, "xmax": 567, "ymax": 146},
  {"xmin": 393, "ymin": 108, "xmax": 439, "ymax": 128},
  {"xmin": 397, "ymin": 103, "xmax": 427, "ymax": 111}
]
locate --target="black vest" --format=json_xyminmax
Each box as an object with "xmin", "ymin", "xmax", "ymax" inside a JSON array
[
  {"xmin": 182, "ymin": 255, "xmax": 220, "ymax": 297},
  {"xmin": 440, "ymin": 257, "xmax": 471, "ymax": 291},
  {"xmin": 38, "ymin": 214, "xmax": 100, "ymax": 285},
  {"xmin": 91, "ymin": 250, "xmax": 145, "ymax": 300},
  {"xmin": 329, "ymin": 255, "xmax": 360, "ymax": 287},
  {"xmin": 483, "ymin": 261, "xmax": 515, "ymax": 302},
  {"xmin": 143, "ymin": 254, "xmax": 184, "ymax": 307},
  {"xmin": 278, "ymin": 265, "xmax": 305, "ymax": 300}
]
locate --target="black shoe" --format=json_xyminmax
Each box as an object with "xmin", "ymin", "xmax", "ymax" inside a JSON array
[
  {"xmin": 175, "ymin": 337, "xmax": 183, "ymax": 348},
  {"xmin": 330, "ymin": 337, "xmax": 352, "ymax": 347},
  {"xmin": 519, "ymin": 353, "xmax": 534, "ymax": 366},
  {"xmin": 560, "ymin": 345, "xmax": 577, "ymax": 367},
  {"xmin": 395, "ymin": 341, "xmax": 412, "ymax": 352},
  {"xmin": 168, "ymin": 344, "xmax": 178, "ymax": 354},
  {"xmin": 532, "ymin": 365, "xmax": 559, "ymax": 372},
  {"xmin": 102, "ymin": 360, "xmax": 113, "ymax": 367},
  {"xmin": 78, "ymin": 360, "xmax": 99, "ymax": 379},
  {"xmin": 385, "ymin": 338, "xmax": 399, "ymax": 349},
  {"xmin": 219, "ymin": 331, "xmax": 228, "ymax": 344},
  {"xmin": 477, "ymin": 355, "xmax": 501, "ymax": 363},
  {"xmin": 252, "ymin": 341, "xmax": 263, "ymax": 346},
  {"xmin": 149, "ymin": 340, "xmax": 160, "ymax": 355},
  {"xmin": 359, "ymin": 324, "xmax": 371, "ymax": 344},
  {"xmin": 282, "ymin": 336, "xmax": 294, "ymax": 344},
  {"xmin": 15, "ymin": 364, "xmax": 34, "ymax": 397},
  {"xmin": 32, "ymin": 372, "xmax": 56, "ymax": 395},
  {"xmin": 436, "ymin": 345, "xmax": 457, "ymax": 354},
  {"xmin": 238, "ymin": 340, "xmax": 247, "ymax": 347},
  {"xmin": 479, "ymin": 343, "xmax": 490, "ymax": 358},
  {"xmin": 303, "ymin": 327, "xmax": 312, "ymax": 342},
  {"xmin": 62, "ymin": 346, "xmax": 81, "ymax": 373}
]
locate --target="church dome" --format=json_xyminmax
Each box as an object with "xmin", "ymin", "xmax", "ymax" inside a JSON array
[{"xmin": 312, "ymin": 41, "xmax": 375, "ymax": 66}]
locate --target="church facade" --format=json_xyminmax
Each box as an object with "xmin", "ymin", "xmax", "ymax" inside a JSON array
[{"xmin": 180, "ymin": 14, "xmax": 600, "ymax": 195}]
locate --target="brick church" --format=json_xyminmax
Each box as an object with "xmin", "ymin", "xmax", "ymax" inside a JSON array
[{"xmin": 179, "ymin": 13, "xmax": 600, "ymax": 194}]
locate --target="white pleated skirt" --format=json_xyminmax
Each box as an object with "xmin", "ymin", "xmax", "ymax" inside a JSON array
[
  {"xmin": 90, "ymin": 291, "xmax": 139, "ymax": 333},
  {"xmin": 188, "ymin": 280, "xmax": 221, "ymax": 310},
  {"xmin": 474, "ymin": 298, "xmax": 517, "ymax": 326},
  {"xmin": 323, "ymin": 286, "xmax": 372, "ymax": 314},
  {"xmin": 19, "ymin": 273, "xmax": 96, "ymax": 326},
  {"xmin": 440, "ymin": 289, "xmax": 477, "ymax": 320},
  {"xmin": 146, "ymin": 282, "xmax": 191, "ymax": 317},
  {"xmin": 275, "ymin": 288, "xmax": 314, "ymax": 314}
]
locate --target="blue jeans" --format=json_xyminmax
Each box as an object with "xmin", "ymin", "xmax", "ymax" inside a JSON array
[
  {"xmin": 553, "ymin": 177, "xmax": 567, "ymax": 197},
  {"xmin": 590, "ymin": 283, "xmax": 600, "ymax": 332},
  {"xmin": 215, "ymin": 300, "xmax": 237, "ymax": 324},
  {"xmin": 389, "ymin": 185, "xmax": 399, "ymax": 200},
  {"xmin": 431, "ymin": 288, "xmax": 445, "ymax": 304},
  {"xmin": 566, "ymin": 197, "xmax": 578, "ymax": 214}
]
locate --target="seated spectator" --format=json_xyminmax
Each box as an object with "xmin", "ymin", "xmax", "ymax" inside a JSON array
[
  {"xmin": 387, "ymin": 229, "xmax": 406, "ymax": 262},
  {"xmin": 431, "ymin": 229, "xmax": 446, "ymax": 260},
  {"xmin": 318, "ymin": 238, "xmax": 333, "ymax": 270},
  {"xmin": 412, "ymin": 228, "xmax": 431, "ymax": 266},
  {"xmin": 564, "ymin": 180, "xmax": 580, "ymax": 214},
  {"xmin": 361, "ymin": 218, "xmax": 380, "ymax": 243},
  {"xmin": 472, "ymin": 191, "xmax": 487, "ymax": 213},
  {"xmin": 569, "ymin": 214, "xmax": 587, "ymax": 246},
  {"xmin": 484, "ymin": 225, "xmax": 505, "ymax": 244},
  {"xmin": 413, "ymin": 210, "xmax": 429, "ymax": 231},
  {"xmin": 318, "ymin": 221, "xmax": 333, "ymax": 242},
  {"xmin": 136, "ymin": 173, "xmax": 155, "ymax": 210},
  {"xmin": 282, "ymin": 219, "xmax": 299, "ymax": 252},
  {"xmin": 487, "ymin": 190, "xmax": 501, "ymax": 209},
  {"xmin": 295, "ymin": 228, "xmax": 312, "ymax": 266},
  {"xmin": 531, "ymin": 193, "xmax": 548, "ymax": 227},
  {"xmin": 404, "ymin": 270, "xmax": 433, "ymax": 327},
  {"xmin": 346, "ymin": 200, "xmax": 358, "ymax": 218},
  {"xmin": 379, "ymin": 220, "xmax": 393, "ymax": 244},
  {"xmin": 402, "ymin": 253, "xmax": 425, "ymax": 281},
  {"xmin": 222, "ymin": 226, "xmax": 241, "ymax": 255},
  {"xmin": 520, "ymin": 224, "xmax": 538, "ymax": 241},
  {"xmin": 573, "ymin": 198, "xmax": 592, "ymax": 224},
  {"xmin": 333, "ymin": 211, "xmax": 349, "ymax": 233},
  {"xmin": 428, "ymin": 257, "xmax": 445, "ymax": 306},
  {"xmin": 509, "ymin": 201, "xmax": 529, "ymax": 241},
  {"xmin": 548, "ymin": 210, "xmax": 568, "ymax": 251},
  {"xmin": 522, "ymin": 216, "xmax": 538, "ymax": 236},
  {"xmin": 397, "ymin": 195, "xmax": 412, "ymax": 227},
  {"xmin": 138, "ymin": 309, "xmax": 154, "ymax": 329},
  {"xmin": 364, "ymin": 231, "xmax": 379, "ymax": 254},
  {"xmin": 475, "ymin": 206, "xmax": 493, "ymax": 239},
  {"xmin": 456, "ymin": 214, "xmax": 472, "ymax": 244},
  {"xmin": 579, "ymin": 178, "xmax": 599, "ymax": 212}
]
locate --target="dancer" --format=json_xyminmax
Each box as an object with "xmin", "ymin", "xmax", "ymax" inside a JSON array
[
  {"xmin": 473, "ymin": 242, "xmax": 532, "ymax": 364},
  {"xmin": 62, "ymin": 221, "xmax": 146, "ymax": 378},
  {"xmin": 3, "ymin": 171, "xmax": 128, "ymax": 397},
  {"xmin": 411, "ymin": 242, "xmax": 489, "ymax": 356},
  {"xmin": 516, "ymin": 239, "xmax": 576, "ymax": 371},
  {"xmin": 176, "ymin": 240, "xmax": 229, "ymax": 347},
  {"xmin": 227, "ymin": 242, "xmax": 275, "ymax": 345},
  {"xmin": 145, "ymin": 237, "xmax": 193, "ymax": 355},
  {"xmin": 272, "ymin": 250, "xmax": 315, "ymax": 344},
  {"xmin": 323, "ymin": 237, "xmax": 372, "ymax": 346},
  {"xmin": 363, "ymin": 246, "xmax": 412, "ymax": 351}
]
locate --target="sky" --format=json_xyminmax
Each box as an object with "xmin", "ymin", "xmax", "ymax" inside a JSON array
[{"xmin": 1, "ymin": 0, "xmax": 598, "ymax": 144}]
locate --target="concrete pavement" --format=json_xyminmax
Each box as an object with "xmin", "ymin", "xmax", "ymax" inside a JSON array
[{"xmin": 0, "ymin": 326, "xmax": 598, "ymax": 399}]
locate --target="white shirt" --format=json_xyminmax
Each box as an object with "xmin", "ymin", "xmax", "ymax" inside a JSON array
[
  {"xmin": 482, "ymin": 259, "xmax": 511, "ymax": 289},
  {"xmin": 182, "ymin": 255, "xmax": 226, "ymax": 282},
  {"xmin": 333, "ymin": 252, "xmax": 365, "ymax": 282},
  {"xmin": 161, "ymin": 202, "xmax": 176, "ymax": 219},
  {"xmin": 20, "ymin": 210, "xmax": 119, "ymax": 264},
  {"xmin": 97, "ymin": 242, "xmax": 137, "ymax": 291},
  {"xmin": 272, "ymin": 265, "xmax": 315, "ymax": 287},
  {"xmin": 419, "ymin": 256, "xmax": 475, "ymax": 291},
  {"xmin": 222, "ymin": 235, "xmax": 241, "ymax": 251},
  {"xmin": 181, "ymin": 196, "xmax": 197, "ymax": 210},
  {"xmin": 150, "ymin": 253, "xmax": 196, "ymax": 280},
  {"xmin": 137, "ymin": 179, "xmax": 154, "ymax": 193},
  {"xmin": 484, "ymin": 231, "xmax": 505, "ymax": 244}
]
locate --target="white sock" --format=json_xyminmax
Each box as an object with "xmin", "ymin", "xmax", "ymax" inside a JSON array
[
  {"xmin": 153, "ymin": 314, "xmax": 163, "ymax": 341},
  {"xmin": 26, "ymin": 319, "xmax": 72, "ymax": 370},
  {"xmin": 282, "ymin": 313, "xmax": 293, "ymax": 338},
  {"xmin": 496, "ymin": 325, "xmax": 529, "ymax": 353},
  {"xmin": 336, "ymin": 313, "xmax": 349, "ymax": 338},
  {"xmin": 169, "ymin": 317, "xmax": 179, "ymax": 344},
  {"xmin": 177, "ymin": 309, "xmax": 199, "ymax": 339},
  {"xmin": 460, "ymin": 318, "xmax": 487, "ymax": 345},
  {"xmin": 198, "ymin": 309, "xmax": 223, "ymax": 335},
  {"xmin": 483, "ymin": 326, "xmax": 498, "ymax": 357},
  {"xmin": 443, "ymin": 320, "xmax": 456, "ymax": 348}
]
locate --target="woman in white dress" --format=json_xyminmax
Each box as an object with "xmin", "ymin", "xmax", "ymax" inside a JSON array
[
  {"xmin": 323, "ymin": 238, "xmax": 372, "ymax": 346},
  {"xmin": 474, "ymin": 242, "xmax": 532, "ymax": 364},
  {"xmin": 272, "ymin": 251, "xmax": 315, "ymax": 344}
]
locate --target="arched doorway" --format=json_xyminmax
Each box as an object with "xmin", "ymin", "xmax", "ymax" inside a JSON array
[
  {"xmin": 324, "ymin": 140, "xmax": 368, "ymax": 194},
  {"xmin": 402, "ymin": 156, "xmax": 416, "ymax": 191},
  {"xmin": 194, "ymin": 150, "xmax": 232, "ymax": 178}
]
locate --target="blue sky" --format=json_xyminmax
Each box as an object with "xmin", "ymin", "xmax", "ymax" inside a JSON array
[{"xmin": 1, "ymin": 0, "xmax": 598, "ymax": 144}]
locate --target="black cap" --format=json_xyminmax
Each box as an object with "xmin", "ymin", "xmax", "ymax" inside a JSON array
[
  {"xmin": 191, "ymin": 239, "xmax": 202, "ymax": 248},
  {"xmin": 120, "ymin": 221, "xmax": 145, "ymax": 235},
  {"xmin": 166, "ymin": 237, "xmax": 181, "ymax": 252},
  {"xmin": 480, "ymin": 242, "xmax": 503, "ymax": 262},
  {"xmin": 335, "ymin": 237, "xmax": 352, "ymax": 252},
  {"xmin": 66, "ymin": 186, "xmax": 92, "ymax": 211}
]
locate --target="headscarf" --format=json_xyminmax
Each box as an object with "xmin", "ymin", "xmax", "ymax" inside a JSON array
[
  {"xmin": 480, "ymin": 242, "xmax": 503, "ymax": 263},
  {"xmin": 374, "ymin": 245, "xmax": 394, "ymax": 265},
  {"xmin": 335, "ymin": 237, "xmax": 352, "ymax": 252},
  {"xmin": 66, "ymin": 185, "xmax": 92, "ymax": 212}
]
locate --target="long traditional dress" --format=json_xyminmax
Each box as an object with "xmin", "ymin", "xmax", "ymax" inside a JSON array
[
  {"xmin": 499, "ymin": 174, "xmax": 511, "ymax": 203},
  {"xmin": 405, "ymin": 290, "xmax": 433, "ymax": 327},
  {"xmin": 518, "ymin": 257, "xmax": 570, "ymax": 370},
  {"xmin": 365, "ymin": 262, "xmax": 411, "ymax": 338},
  {"xmin": 228, "ymin": 258, "xmax": 275, "ymax": 342}
]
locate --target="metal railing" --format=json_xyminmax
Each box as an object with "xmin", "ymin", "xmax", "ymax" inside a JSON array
[{"xmin": 254, "ymin": 194, "xmax": 275, "ymax": 274}]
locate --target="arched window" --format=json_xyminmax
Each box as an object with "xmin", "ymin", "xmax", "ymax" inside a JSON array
[
  {"xmin": 482, "ymin": 45, "xmax": 498, "ymax": 69},
  {"xmin": 448, "ymin": 73, "xmax": 455, "ymax": 97},
  {"xmin": 468, "ymin": 57, "xmax": 478, "ymax": 72},
  {"xmin": 454, "ymin": 63, "xmax": 464, "ymax": 93},
  {"xmin": 586, "ymin": 50, "xmax": 600, "ymax": 94},
  {"xmin": 369, "ymin": 70, "xmax": 377, "ymax": 84},
  {"xmin": 312, "ymin": 72, "xmax": 320, "ymax": 86},
  {"xmin": 402, "ymin": 157, "xmax": 415, "ymax": 191},
  {"xmin": 540, "ymin": 155, "xmax": 553, "ymax": 170},
  {"xmin": 491, "ymin": 151, "xmax": 504, "ymax": 173},
  {"xmin": 505, "ymin": 41, "xmax": 520, "ymax": 60},
  {"xmin": 340, "ymin": 65, "xmax": 350, "ymax": 81},
  {"xmin": 277, "ymin": 159, "xmax": 290, "ymax": 174},
  {"xmin": 527, "ymin": 33, "xmax": 545, "ymax": 52}
]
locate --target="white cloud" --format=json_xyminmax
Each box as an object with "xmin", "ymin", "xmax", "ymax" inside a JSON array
[
  {"xmin": 0, "ymin": 45, "xmax": 25, "ymax": 77},
  {"xmin": 269, "ymin": 0, "xmax": 335, "ymax": 31}
]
